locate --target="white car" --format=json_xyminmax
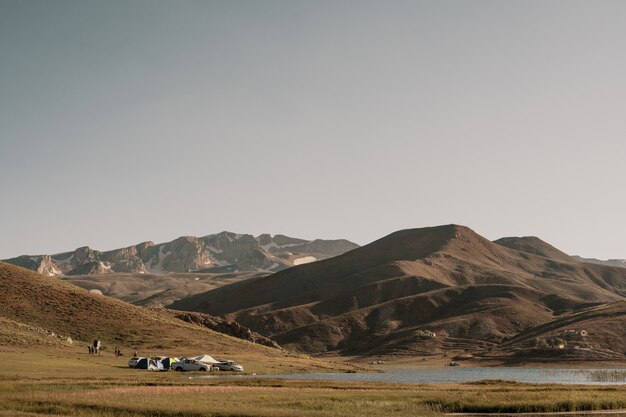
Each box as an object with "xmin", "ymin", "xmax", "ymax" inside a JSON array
[
  {"xmin": 171, "ymin": 358, "xmax": 211, "ymax": 372},
  {"xmin": 214, "ymin": 360, "xmax": 244, "ymax": 372},
  {"xmin": 128, "ymin": 357, "xmax": 145, "ymax": 368}
]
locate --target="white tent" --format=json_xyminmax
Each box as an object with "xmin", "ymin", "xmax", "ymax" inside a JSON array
[
  {"xmin": 193, "ymin": 354, "xmax": 219, "ymax": 364},
  {"xmin": 147, "ymin": 359, "xmax": 165, "ymax": 371}
]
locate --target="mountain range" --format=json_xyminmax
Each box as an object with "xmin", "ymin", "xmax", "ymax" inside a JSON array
[
  {"xmin": 169, "ymin": 225, "xmax": 626, "ymax": 359},
  {"xmin": 4, "ymin": 224, "xmax": 626, "ymax": 363},
  {"xmin": 4, "ymin": 232, "xmax": 358, "ymax": 276}
]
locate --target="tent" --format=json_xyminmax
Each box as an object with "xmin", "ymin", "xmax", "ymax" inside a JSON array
[
  {"xmin": 135, "ymin": 358, "xmax": 149, "ymax": 369},
  {"xmin": 159, "ymin": 357, "xmax": 179, "ymax": 370},
  {"xmin": 148, "ymin": 359, "xmax": 165, "ymax": 371},
  {"xmin": 136, "ymin": 358, "xmax": 165, "ymax": 371},
  {"xmin": 193, "ymin": 354, "xmax": 219, "ymax": 364}
]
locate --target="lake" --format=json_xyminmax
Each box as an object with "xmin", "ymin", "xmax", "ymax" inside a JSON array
[{"xmin": 192, "ymin": 368, "xmax": 626, "ymax": 385}]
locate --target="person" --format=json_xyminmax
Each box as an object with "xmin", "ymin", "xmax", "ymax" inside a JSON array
[{"xmin": 133, "ymin": 349, "xmax": 137, "ymax": 357}]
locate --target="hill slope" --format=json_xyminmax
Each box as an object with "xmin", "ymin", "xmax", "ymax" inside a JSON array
[
  {"xmin": 4, "ymin": 232, "xmax": 358, "ymax": 276},
  {"xmin": 498, "ymin": 301, "xmax": 626, "ymax": 360},
  {"xmin": 0, "ymin": 262, "xmax": 326, "ymax": 372},
  {"xmin": 170, "ymin": 225, "xmax": 626, "ymax": 356}
]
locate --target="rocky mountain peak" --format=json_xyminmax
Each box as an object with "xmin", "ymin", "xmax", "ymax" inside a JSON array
[{"xmin": 4, "ymin": 231, "xmax": 359, "ymax": 276}]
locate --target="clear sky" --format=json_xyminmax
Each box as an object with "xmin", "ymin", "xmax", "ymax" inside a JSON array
[{"xmin": 1, "ymin": 0, "xmax": 625, "ymax": 259}]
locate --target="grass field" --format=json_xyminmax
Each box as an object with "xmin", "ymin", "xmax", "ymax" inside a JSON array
[{"xmin": 2, "ymin": 348, "xmax": 626, "ymax": 417}]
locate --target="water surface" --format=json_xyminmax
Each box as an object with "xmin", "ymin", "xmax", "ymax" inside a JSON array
[{"xmin": 192, "ymin": 368, "xmax": 626, "ymax": 385}]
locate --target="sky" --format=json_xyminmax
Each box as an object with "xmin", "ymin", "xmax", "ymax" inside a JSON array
[{"xmin": 1, "ymin": 0, "xmax": 626, "ymax": 260}]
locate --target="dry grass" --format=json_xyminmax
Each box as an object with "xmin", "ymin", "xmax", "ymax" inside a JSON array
[{"xmin": 1, "ymin": 349, "xmax": 626, "ymax": 417}]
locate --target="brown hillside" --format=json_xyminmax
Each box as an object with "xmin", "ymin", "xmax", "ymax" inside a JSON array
[
  {"xmin": 170, "ymin": 225, "xmax": 626, "ymax": 355},
  {"xmin": 499, "ymin": 301, "xmax": 626, "ymax": 360},
  {"xmin": 0, "ymin": 262, "xmax": 307, "ymax": 368}
]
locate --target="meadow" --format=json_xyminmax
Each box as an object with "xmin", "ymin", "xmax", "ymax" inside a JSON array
[{"xmin": 1, "ymin": 348, "xmax": 626, "ymax": 417}]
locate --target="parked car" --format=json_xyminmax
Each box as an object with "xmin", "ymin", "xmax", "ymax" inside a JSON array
[
  {"xmin": 448, "ymin": 361, "xmax": 460, "ymax": 367},
  {"xmin": 171, "ymin": 358, "xmax": 211, "ymax": 372},
  {"xmin": 214, "ymin": 360, "xmax": 244, "ymax": 372},
  {"xmin": 128, "ymin": 357, "xmax": 145, "ymax": 368}
]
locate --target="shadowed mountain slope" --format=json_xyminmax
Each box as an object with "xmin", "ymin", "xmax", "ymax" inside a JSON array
[
  {"xmin": 498, "ymin": 301, "xmax": 626, "ymax": 360},
  {"xmin": 170, "ymin": 225, "xmax": 626, "ymax": 355}
]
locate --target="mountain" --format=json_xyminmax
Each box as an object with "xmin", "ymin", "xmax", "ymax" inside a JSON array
[
  {"xmin": 572, "ymin": 256, "xmax": 626, "ymax": 269},
  {"xmin": 4, "ymin": 232, "xmax": 359, "ymax": 276},
  {"xmin": 170, "ymin": 225, "xmax": 626, "ymax": 357}
]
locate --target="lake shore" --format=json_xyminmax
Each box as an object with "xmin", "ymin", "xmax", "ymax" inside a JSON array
[{"xmin": 318, "ymin": 353, "xmax": 626, "ymax": 371}]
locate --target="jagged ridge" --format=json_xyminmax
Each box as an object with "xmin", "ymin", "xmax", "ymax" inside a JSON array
[{"xmin": 4, "ymin": 232, "xmax": 358, "ymax": 276}]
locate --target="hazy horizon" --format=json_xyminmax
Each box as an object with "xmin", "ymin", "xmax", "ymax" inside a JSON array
[{"xmin": 2, "ymin": 1, "xmax": 626, "ymax": 260}]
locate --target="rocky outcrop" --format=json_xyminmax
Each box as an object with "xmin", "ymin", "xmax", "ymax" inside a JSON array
[
  {"xmin": 100, "ymin": 245, "xmax": 147, "ymax": 273},
  {"xmin": 6, "ymin": 255, "xmax": 62, "ymax": 276},
  {"xmin": 4, "ymin": 232, "xmax": 359, "ymax": 276},
  {"xmin": 66, "ymin": 261, "xmax": 112, "ymax": 276},
  {"xmin": 202, "ymin": 232, "xmax": 275, "ymax": 270},
  {"xmin": 151, "ymin": 236, "xmax": 211, "ymax": 273}
]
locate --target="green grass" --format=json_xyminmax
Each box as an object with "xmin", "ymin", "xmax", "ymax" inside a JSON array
[{"xmin": 2, "ymin": 349, "xmax": 626, "ymax": 417}]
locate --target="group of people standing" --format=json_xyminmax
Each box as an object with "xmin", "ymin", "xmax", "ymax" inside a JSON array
[
  {"xmin": 87, "ymin": 339, "xmax": 101, "ymax": 355},
  {"xmin": 86, "ymin": 339, "xmax": 127, "ymax": 357}
]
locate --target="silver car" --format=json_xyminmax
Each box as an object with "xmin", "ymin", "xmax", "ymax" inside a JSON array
[
  {"xmin": 171, "ymin": 358, "xmax": 211, "ymax": 372},
  {"xmin": 214, "ymin": 360, "xmax": 243, "ymax": 372}
]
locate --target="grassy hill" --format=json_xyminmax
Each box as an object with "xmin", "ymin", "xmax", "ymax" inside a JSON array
[{"xmin": 0, "ymin": 262, "xmax": 349, "ymax": 373}]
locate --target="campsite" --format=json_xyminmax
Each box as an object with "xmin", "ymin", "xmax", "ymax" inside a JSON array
[
  {"xmin": 4, "ymin": 1, "xmax": 626, "ymax": 416},
  {"xmin": 127, "ymin": 354, "xmax": 244, "ymax": 372}
]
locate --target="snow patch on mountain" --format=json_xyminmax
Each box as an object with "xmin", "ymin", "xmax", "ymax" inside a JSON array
[{"xmin": 293, "ymin": 256, "xmax": 317, "ymax": 265}]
